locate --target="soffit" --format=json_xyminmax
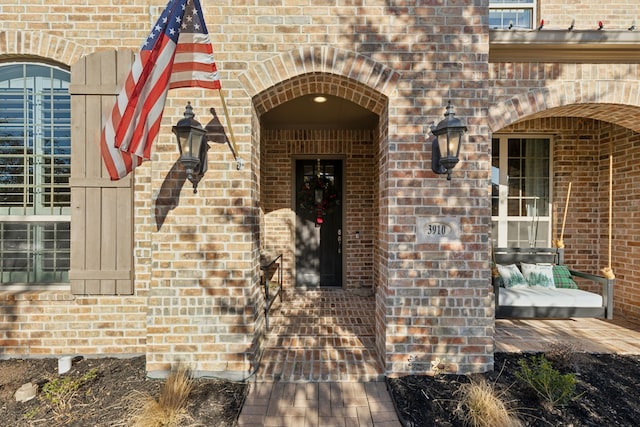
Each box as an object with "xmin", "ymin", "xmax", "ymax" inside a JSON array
[
  {"xmin": 490, "ymin": 30, "xmax": 640, "ymax": 63},
  {"xmin": 260, "ymin": 94, "xmax": 379, "ymax": 130}
]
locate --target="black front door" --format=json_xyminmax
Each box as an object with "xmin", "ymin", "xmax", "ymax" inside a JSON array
[{"xmin": 295, "ymin": 159, "xmax": 343, "ymax": 287}]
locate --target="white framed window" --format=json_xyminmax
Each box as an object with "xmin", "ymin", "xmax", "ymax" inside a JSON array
[
  {"xmin": 490, "ymin": 0, "xmax": 536, "ymax": 30},
  {"xmin": 492, "ymin": 135, "xmax": 552, "ymax": 248},
  {"xmin": 0, "ymin": 63, "xmax": 71, "ymax": 284}
]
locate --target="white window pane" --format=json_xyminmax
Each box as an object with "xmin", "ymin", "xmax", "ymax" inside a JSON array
[
  {"xmin": 492, "ymin": 135, "xmax": 551, "ymax": 248},
  {"xmin": 0, "ymin": 63, "xmax": 70, "ymax": 285}
]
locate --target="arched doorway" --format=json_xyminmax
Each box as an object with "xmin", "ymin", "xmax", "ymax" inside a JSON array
[
  {"xmin": 248, "ymin": 78, "xmax": 387, "ymax": 380},
  {"xmin": 239, "ymin": 46, "xmax": 401, "ymax": 380},
  {"xmin": 253, "ymin": 73, "xmax": 387, "ymax": 293}
]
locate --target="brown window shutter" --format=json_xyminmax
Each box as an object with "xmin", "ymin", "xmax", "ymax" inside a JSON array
[{"xmin": 69, "ymin": 50, "xmax": 135, "ymax": 295}]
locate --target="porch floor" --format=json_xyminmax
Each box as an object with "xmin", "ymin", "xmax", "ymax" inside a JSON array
[
  {"xmin": 255, "ymin": 288, "xmax": 384, "ymax": 382},
  {"xmin": 495, "ymin": 316, "xmax": 640, "ymax": 353}
]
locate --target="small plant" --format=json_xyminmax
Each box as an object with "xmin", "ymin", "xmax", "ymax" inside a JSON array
[
  {"xmin": 41, "ymin": 368, "xmax": 99, "ymax": 415},
  {"xmin": 128, "ymin": 364, "xmax": 194, "ymax": 427},
  {"xmin": 408, "ymin": 355, "xmax": 448, "ymax": 375},
  {"xmin": 515, "ymin": 355, "xmax": 577, "ymax": 407},
  {"xmin": 23, "ymin": 406, "xmax": 42, "ymax": 420},
  {"xmin": 455, "ymin": 378, "xmax": 523, "ymax": 427},
  {"xmin": 430, "ymin": 357, "xmax": 448, "ymax": 376}
]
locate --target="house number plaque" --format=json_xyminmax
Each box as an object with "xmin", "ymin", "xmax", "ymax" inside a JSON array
[{"xmin": 416, "ymin": 216, "xmax": 460, "ymax": 243}]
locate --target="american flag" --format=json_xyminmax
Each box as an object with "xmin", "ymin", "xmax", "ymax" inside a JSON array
[{"xmin": 100, "ymin": 0, "xmax": 221, "ymax": 180}]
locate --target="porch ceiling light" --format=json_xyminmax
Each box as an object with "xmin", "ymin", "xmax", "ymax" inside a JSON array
[
  {"xmin": 173, "ymin": 102, "xmax": 209, "ymax": 193},
  {"xmin": 431, "ymin": 100, "xmax": 467, "ymax": 180}
]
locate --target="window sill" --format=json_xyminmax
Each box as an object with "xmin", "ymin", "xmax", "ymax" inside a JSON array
[{"xmin": 0, "ymin": 284, "xmax": 72, "ymax": 298}]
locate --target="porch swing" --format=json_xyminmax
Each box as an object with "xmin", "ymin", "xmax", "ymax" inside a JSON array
[{"xmin": 492, "ymin": 157, "xmax": 615, "ymax": 319}]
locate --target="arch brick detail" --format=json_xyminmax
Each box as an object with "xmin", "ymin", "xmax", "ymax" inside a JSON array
[
  {"xmin": 0, "ymin": 30, "xmax": 87, "ymax": 67},
  {"xmin": 239, "ymin": 46, "xmax": 400, "ymax": 113},
  {"xmin": 489, "ymin": 80, "xmax": 640, "ymax": 133}
]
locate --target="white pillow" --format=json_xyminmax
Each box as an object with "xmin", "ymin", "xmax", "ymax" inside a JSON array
[
  {"xmin": 496, "ymin": 264, "xmax": 528, "ymax": 288},
  {"xmin": 521, "ymin": 263, "xmax": 555, "ymax": 288}
]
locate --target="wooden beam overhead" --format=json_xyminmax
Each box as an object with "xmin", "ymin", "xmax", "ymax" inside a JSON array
[{"xmin": 490, "ymin": 30, "xmax": 640, "ymax": 63}]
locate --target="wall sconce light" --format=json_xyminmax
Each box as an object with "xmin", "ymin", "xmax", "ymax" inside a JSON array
[
  {"xmin": 172, "ymin": 102, "xmax": 209, "ymax": 193},
  {"xmin": 431, "ymin": 100, "xmax": 467, "ymax": 180}
]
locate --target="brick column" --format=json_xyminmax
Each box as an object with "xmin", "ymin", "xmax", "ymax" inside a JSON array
[{"xmin": 382, "ymin": 1, "xmax": 493, "ymax": 375}]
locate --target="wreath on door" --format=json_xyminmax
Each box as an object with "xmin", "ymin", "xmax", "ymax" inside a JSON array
[{"xmin": 298, "ymin": 176, "xmax": 339, "ymax": 226}]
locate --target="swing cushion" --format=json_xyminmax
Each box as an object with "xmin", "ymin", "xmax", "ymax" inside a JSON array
[
  {"xmin": 496, "ymin": 264, "xmax": 528, "ymax": 288},
  {"xmin": 553, "ymin": 265, "xmax": 579, "ymax": 289},
  {"xmin": 498, "ymin": 287, "xmax": 603, "ymax": 308},
  {"xmin": 521, "ymin": 263, "xmax": 555, "ymax": 288}
]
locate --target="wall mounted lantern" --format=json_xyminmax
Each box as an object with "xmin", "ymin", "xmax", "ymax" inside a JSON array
[
  {"xmin": 431, "ymin": 100, "xmax": 467, "ymax": 180},
  {"xmin": 173, "ymin": 102, "xmax": 209, "ymax": 193}
]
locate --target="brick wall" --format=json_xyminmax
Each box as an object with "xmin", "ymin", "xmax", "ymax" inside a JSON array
[
  {"xmin": 540, "ymin": 1, "xmax": 638, "ymax": 30},
  {"xmin": 144, "ymin": 95, "xmax": 259, "ymax": 376},
  {"xmin": 0, "ymin": 292, "xmax": 146, "ymax": 357},
  {"xmin": 600, "ymin": 123, "xmax": 640, "ymax": 319}
]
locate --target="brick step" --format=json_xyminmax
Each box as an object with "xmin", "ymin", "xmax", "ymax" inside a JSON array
[
  {"xmin": 266, "ymin": 320, "xmax": 373, "ymax": 330},
  {"xmin": 264, "ymin": 334, "xmax": 376, "ymax": 349},
  {"xmin": 269, "ymin": 309, "xmax": 373, "ymax": 319},
  {"xmin": 273, "ymin": 315, "xmax": 373, "ymax": 322},
  {"xmin": 267, "ymin": 322, "xmax": 374, "ymax": 331}
]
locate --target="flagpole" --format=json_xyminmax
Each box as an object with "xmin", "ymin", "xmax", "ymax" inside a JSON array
[{"xmin": 217, "ymin": 88, "xmax": 243, "ymax": 169}]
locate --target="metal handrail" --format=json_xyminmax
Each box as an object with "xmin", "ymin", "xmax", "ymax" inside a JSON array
[{"xmin": 260, "ymin": 253, "xmax": 283, "ymax": 330}]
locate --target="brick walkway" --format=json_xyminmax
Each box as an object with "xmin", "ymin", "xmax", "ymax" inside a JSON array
[
  {"xmin": 238, "ymin": 381, "xmax": 400, "ymax": 427},
  {"xmin": 238, "ymin": 287, "xmax": 640, "ymax": 426}
]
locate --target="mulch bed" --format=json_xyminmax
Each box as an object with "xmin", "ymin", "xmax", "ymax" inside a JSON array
[
  {"xmin": 3, "ymin": 352, "xmax": 640, "ymax": 426},
  {"xmin": 387, "ymin": 352, "xmax": 640, "ymax": 426},
  {"xmin": 0, "ymin": 356, "xmax": 246, "ymax": 427}
]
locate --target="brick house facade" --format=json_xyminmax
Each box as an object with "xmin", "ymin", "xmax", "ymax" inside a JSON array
[{"xmin": 1, "ymin": 1, "xmax": 639, "ymax": 378}]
